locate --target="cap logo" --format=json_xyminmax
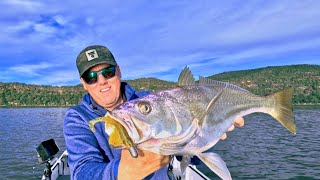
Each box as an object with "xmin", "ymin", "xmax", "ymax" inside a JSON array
[{"xmin": 85, "ymin": 49, "xmax": 99, "ymax": 61}]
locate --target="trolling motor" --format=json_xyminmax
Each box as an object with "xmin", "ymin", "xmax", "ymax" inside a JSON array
[{"xmin": 36, "ymin": 139, "xmax": 59, "ymax": 180}]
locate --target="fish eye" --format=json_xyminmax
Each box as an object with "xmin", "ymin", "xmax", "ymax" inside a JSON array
[{"xmin": 138, "ymin": 102, "xmax": 152, "ymax": 115}]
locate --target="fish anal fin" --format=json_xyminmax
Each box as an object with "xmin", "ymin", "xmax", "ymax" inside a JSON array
[
  {"xmin": 180, "ymin": 155, "xmax": 192, "ymax": 177},
  {"xmin": 197, "ymin": 152, "xmax": 232, "ymax": 180}
]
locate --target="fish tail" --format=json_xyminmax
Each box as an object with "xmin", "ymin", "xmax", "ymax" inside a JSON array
[{"xmin": 268, "ymin": 88, "xmax": 296, "ymax": 134}]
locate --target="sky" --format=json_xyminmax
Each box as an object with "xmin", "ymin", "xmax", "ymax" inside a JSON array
[{"xmin": 1, "ymin": 0, "xmax": 320, "ymax": 86}]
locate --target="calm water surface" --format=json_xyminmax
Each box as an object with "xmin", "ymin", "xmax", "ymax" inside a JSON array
[
  {"xmin": 0, "ymin": 108, "xmax": 66, "ymax": 179},
  {"xmin": 0, "ymin": 107, "xmax": 319, "ymax": 179}
]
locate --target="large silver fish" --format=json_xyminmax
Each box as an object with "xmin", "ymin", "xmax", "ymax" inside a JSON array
[{"xmin": 90, "ymin": 67, "xmax": 296, "ymax": 179}]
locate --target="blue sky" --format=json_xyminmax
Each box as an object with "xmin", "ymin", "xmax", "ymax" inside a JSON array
[{"xmin": 1, "ymin": 0, "xmax": 320, "ymax": 86}]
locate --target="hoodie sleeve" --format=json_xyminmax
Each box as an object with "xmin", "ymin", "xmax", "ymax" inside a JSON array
[{"xmin": 63, "ymin": 108, "xmax": 120, "ymax": 180}]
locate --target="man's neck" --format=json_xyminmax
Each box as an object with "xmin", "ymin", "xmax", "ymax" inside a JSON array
[{"xmin": 105, "ymin": 96, "xmax": 123, "ymax": 112}]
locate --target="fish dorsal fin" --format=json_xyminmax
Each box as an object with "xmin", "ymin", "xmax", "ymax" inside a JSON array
[
  {"xmin": 199, "ymin": 76, "xmax": 249, "ymax": 92},
  {"xmin": 177, "ymin": 66, "xmax": 195, "ymax": 86}
]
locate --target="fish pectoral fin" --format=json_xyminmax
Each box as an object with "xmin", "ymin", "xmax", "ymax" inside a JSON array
[
  {"xmin": 193, "ymin": 86, "xmax": 225, "ymax": 126},
  {"xmin": 205, "ymin": 87, "xmax": 224, "ymax": 113},
  {"xmin": 197, "ymin": 152, "xmax": 232, "ymax": 180}
]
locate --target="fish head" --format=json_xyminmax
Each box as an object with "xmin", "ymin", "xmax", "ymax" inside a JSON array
[{"xmin": 108, "ymin": 92, "xmax": 184, "ymax": 144}]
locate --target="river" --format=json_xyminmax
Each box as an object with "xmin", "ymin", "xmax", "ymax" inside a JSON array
[{"xmin": 0, "ymin": 107, "xmax": 319, "ymax": 179}]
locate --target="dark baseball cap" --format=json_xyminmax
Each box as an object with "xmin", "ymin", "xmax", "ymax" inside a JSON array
[{"xmin": 76, "ymin": 45, "xmax": 117, "ymax": 77}]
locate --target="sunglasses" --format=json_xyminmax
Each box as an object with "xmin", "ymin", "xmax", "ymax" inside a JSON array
[{"xmin": 82, "ymin": 66, "xmax": 116, "ymax": 84}]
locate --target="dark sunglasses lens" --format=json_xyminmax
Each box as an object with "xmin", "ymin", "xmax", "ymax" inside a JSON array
[
  {"xmin": 101, "ymin": 66, "xmax": 116, "ymax": 79},
  {"xmin": 83, "ymin": 66, "xmax": 116, "ymax": 84},
  {"xmin": 83, "ymin": 72, "xmax": 98, "ymax": 84}
]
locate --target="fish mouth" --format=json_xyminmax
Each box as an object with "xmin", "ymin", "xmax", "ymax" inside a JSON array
[{"xmin": 106, "ymin": 112, "xmax": 152, "ymax": 144}]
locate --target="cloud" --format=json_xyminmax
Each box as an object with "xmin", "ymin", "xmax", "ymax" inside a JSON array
[
  {"xmin": 2, "ymin": 0, "xmax": 43, "ymax": 10},
  {"xmin": 53, "ymin": 15, "xmax": 68, "ymax": 26},
  {"xmin": 0, "ymin": 1, "xmax": 320, "ymax": 85},
  {"xmin": 29, "ymin": 70, "xmax": 80, "ymax": 86},
  {"xmin": 8, "ymin": 62, "xmax": 56, "ymax": 76},
  {"xmin": 211, "ymin": 2, "xmax": 320, "ymax": 47},
  {"xmin": 0, "ymin": 62, "xmax": 79, "ymax": 86}
]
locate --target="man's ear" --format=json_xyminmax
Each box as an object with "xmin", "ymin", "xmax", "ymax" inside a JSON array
[
  {"xmin": 117, "ymin": 66, "xmax": 122, "ymax": 79},
  {"xmin": 80, "ymin": 78, "xmax": 87, "ymax": 91}
]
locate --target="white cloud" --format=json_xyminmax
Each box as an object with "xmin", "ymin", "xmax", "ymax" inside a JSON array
[
  {"xmin": 5, "ymin": 21, "xmax": 33, "ymax": 33},
  {"xmin": 53, "ymin": 15, "xmax": 68, "ymax": 26},
  {"xmin": 214, "ymin": 37, "xmax": 320, "ymax": 65},
  {"xmin": 0, "ymin": 1, "xmax": 320, "ymax": 85},
  {"xmin": 30, "ymin": 70, "xmax": 80, "ymax": 86},
  {"xmin": 2, "ymin": 0, "xmax": 43, "ymax": 11},
  {"xmin": 9, "ymin": 62, "xmax": 55, "ymax": 76},
  {"xmin": 212, "ymin": 2, "xmax": 320, "ymax": 46},
  {"xmin": 33, "ymin": 23, "xmax": 57, "ymax": 34}
]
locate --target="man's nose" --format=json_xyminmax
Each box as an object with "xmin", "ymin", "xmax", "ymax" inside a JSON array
[{"xmin": 97, "ymin": 74, "xmax": 108, "ymax": 84}]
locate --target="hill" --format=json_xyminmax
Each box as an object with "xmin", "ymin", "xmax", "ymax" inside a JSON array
[
  {"xmin": 0, "ymin": 64, "xmax": 319, "ymax": 106},
  {"xmin": 207, "ymin": 64, "xmax": 319, "ymax": 104},
  {"xmin": 126, "ymin": 78, "xmax": 175, "ymax": 92},
  {"xmin": 0, "ymin": 83, "xmax": 85, "ymax": 106}
]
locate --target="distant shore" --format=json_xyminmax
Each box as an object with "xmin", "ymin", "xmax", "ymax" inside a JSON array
[{"xmin": 293, "ymin": 104, "xmax": 320, "ymax": 109}]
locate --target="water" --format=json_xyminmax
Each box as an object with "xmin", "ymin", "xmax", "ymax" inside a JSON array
[
  {"xmin": 0, "ymin": 107, "xmax": 319, "ymax": 179},
  {"xmin": 0, "ymin": 108, "xmax": 67, "ymax": 179},
  {"xmin": 201, "ymin": 108, "xmax": 320, "ymax": 180}
]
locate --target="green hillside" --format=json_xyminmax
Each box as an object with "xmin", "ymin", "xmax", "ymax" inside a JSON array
[
  {"xmin": 207, "ymin": 64, "xmax": 319, "ymax": 104},
  {"xmin": 0, "ymin": 64, "xmax": 319, "ymax": 107},
  {"xmin": 126, "ymin": 78, "xmax": 175, "ymax": 92},
  {"xmin": 0, "ymin": 83, "xmax": 85, "ymax": 106}
]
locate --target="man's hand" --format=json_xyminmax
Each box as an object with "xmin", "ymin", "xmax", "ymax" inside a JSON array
[
  {"xmin": 118, "ymin": 149, "xmax": 171, "ymax": 180},
  {"xmin": 220, "ymin": 116, "xmax": 245, "ymax": 140}
]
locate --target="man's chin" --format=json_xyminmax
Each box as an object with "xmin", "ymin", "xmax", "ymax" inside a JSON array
[{"xmin": 104, "ymin": 97, "xmax": 122, "ymax": 110}]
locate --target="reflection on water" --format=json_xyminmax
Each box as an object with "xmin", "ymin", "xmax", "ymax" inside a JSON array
[{"xmin": 0, "ymin": 107, "xmax": 319, "ymax": 179}]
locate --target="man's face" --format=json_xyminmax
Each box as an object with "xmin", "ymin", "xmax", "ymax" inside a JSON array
[{"xmin": 80, "ymin": 63, "xmax": 122, "ymax": 110}]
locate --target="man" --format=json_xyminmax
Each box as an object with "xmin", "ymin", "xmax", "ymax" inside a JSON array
[{"xmin": 64, "ymin": 45, "xmax": 244, "ymax": 179}]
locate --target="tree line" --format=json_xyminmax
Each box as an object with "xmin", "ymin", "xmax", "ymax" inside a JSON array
[
  {"xmin": 207, "ymin": 64, "xmax": 320, "ymax": 104},
  {"xmin": 0, "ymin": 64, "xmax": 319, "ymax": 107}
]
